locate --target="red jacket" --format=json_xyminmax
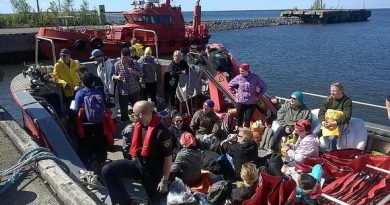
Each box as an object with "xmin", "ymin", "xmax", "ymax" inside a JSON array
[{"xmin": 77, "ymin": 107, "xmax": 115, "ymax": 146}]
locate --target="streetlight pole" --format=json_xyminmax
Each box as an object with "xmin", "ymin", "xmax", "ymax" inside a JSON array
[{"xmin": 36, "ymin": 0, "xmax": 40, "ymax": 12}]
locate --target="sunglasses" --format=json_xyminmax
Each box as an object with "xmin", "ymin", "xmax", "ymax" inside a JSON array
[
  {"xmin": 175, "ymin": 120, "xmax": 183, "ymax": 123},
  {"xmin": 290, "ymin": 97, "xmax": 296, "ymax": 100}
]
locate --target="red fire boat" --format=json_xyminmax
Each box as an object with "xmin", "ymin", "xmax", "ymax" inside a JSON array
[{"xmin": 37, "ymin": 0, "xmax": 210, "ymax": 60}]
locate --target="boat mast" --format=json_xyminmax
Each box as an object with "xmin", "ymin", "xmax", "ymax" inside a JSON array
[{"xmin": 192, "ymin": 0, "xmax": 201, "ymax": 36}]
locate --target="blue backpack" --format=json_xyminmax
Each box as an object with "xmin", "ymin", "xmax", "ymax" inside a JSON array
[{"xmin": 83, "ymin": 90, "xmax": 105, "ymax": 123}]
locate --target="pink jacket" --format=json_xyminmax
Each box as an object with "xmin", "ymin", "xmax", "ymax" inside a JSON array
[{"xmin": 287, "ymin": 134, "xmax": 319, "ymax": 163}]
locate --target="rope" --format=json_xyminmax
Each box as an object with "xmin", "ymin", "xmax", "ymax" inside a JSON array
[{"xmin": 0, "ymin": 147, "xmax": 70, "ymax": 195}]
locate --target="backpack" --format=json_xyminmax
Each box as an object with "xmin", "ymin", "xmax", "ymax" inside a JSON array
[
  {"xmin": 83, "ymin": 90, "xmax": 105, "ymax": 123},
  {"xmin": 207, "ymin": 180, "xmax": 232, "ymax": 205},
  {"xmin": 208, "ymin": 48, "xmax": 232, "ymax": 73}
]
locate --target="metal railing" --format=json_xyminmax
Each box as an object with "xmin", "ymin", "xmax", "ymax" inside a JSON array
[
  {"xmin": 35, "ymin": 36, "xmax": 56, "ymax": 65},
  {"xmin": 132, "ymin": 28, "xmax": 159, "ymax": 60}
]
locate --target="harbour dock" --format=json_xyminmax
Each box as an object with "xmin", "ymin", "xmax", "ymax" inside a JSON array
[
  {"xmin": 281, "ymin": 9, "xmax": 371, "ymax": 23},
  {"xmin": 0, "ymin": 105, "xmax": 95, "ymax": 205}
]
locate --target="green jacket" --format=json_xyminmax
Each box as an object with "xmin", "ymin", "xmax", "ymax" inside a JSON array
[
  {"xmin": 277, "ymin": 101, "xmax": 312, "ymax": 127},
  {"xmin": 52, "ymin": 59, "xmax": 80, "ymax": 97},
  {"xmin": 318, "ymin": 94, "xmax": 352, "ymax": 125}
]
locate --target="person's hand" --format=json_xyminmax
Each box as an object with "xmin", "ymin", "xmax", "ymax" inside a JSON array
[
  {"xmin": 156, "ymin": 179, "xmax": 168, "ymax": 193},
  {"xmin": 321, "ymin": 121, "xmax": 329, "ymax": 127},
  {"xmin": 74, "ymin": 86, "xmax": 80, "ymax": 91}
]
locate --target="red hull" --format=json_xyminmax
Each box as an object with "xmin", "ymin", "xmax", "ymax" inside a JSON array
[{"xmin": 37, "ymin": 1, "xmax": 210, "ymax": 61}]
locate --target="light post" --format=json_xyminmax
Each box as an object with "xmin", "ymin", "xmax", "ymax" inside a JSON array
[{"xmin": 36, "ymin": 0, "xmax": 40, "ymax": 12}]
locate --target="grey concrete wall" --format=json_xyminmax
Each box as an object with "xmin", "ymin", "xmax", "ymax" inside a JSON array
[{"xmin": 0, "ymin": 33, "xmax": 36, "ymax": 54}]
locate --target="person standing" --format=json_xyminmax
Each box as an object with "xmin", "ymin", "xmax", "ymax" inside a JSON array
[
  {"xmin": 318, "ymin": 82, "xmax": 352, "ymax": 151},
  {"xmin": 113, "ymin": 48, "xmax": 143, "ymax": 122},
  {"xmin": 228, "ymin": 63, "xmax": 267, "ymax": 130},
  {"xmin": 138, "ymin": 47, "xmax": 158, "ymax": 105},
  {"xmin": 269, "ymin": 91, "xmax": 312, "ymax": 153},
  {"xmin": 102, "ymin": 100, "xmax": 172, "ymax": 205},
  {"xmin": 166, "ymin": 50, "xmax": 189, "ymax": 110},
  {"xmin": 52, "ymin": 48, "xmax": 80, "ymax": 118},
  {"xmin": 74, "ymin": 73, "xmax": 107, "ymax": 173}
]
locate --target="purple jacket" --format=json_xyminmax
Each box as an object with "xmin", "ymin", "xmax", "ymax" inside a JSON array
[{"xmin": 228, "ymin": 72, "xmax": 267, "ymax": 104}]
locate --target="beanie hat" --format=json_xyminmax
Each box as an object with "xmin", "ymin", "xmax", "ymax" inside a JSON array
[
  {"xmin": 294, "ymin": 119, "xmax": 311, "ymax": 132},
  {"xmin": 90, "ymin": 49, "xmax": 103, "ymax": 59},
  {"xmin": 180, "ymin": 132, "xmax": 197, "ymax": 148},
  {"xmin": 60, "ymin": 48, "xmax": 71, "ymax": 56},
  {"xmin": 145, "ymin": 47, "xmax": 152, "ymax": 55},
  {"xmin": 240, "ymin": 63, "xmax": 250, "ymax": 72},
  {"xmin": 204, "ymin": 99, "xmax": 215, "ymax": 109},
  {"xmin": 291, "ymin": 91, "xmax": 303, "ymax": 102}
]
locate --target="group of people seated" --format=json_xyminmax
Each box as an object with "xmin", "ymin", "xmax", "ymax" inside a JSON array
[{"xmin": 51, "ymin": 44, "xmax": 354, "ymax": 205}]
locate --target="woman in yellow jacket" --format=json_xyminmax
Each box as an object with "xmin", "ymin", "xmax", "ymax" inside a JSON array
[{"xmin": 52, "ymin": 48, "xmax": 80, "ymax": 117}]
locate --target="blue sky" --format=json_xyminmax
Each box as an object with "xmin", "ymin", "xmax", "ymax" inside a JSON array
[{"xmin": 1, "ymin": 0, "xmax": 389, "ymax": 14}]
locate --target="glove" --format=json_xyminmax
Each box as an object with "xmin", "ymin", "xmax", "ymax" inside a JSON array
[{"xmin": 156, "ymin": 178, "xmax": 168, "ymax": 193}]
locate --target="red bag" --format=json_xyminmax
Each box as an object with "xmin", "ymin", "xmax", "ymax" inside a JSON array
[
  {"xmin": 243, "ymin": 173, "xmax": 296, "ymax": 205},
  {"xmin": 278, "ymin": 176, "xmax": 296, "ymax": 205},
  {"xmin": 243, "ymin": 173, "xmax": 282, "ymax": 205}
]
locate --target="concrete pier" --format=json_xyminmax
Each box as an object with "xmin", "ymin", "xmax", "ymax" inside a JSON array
[
  {"xmin": 281, "ymin": 9, "xmax": 371, "ymax": 24},
  {"xmin": 0, "ymin": 105, "xmax": 96, "ymax": 205}
]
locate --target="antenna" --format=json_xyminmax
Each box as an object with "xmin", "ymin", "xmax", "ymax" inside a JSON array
[{"xmin": 363, "ymin": 0, "xmax": 365, "ymax": 9}]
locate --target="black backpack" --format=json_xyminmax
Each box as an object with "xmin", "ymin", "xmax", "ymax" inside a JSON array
[
  {"xmin": 207, "ymin": 180, "xmax": 232, "ymax": 205},
  {"xmin": 208, "ymin": 48, "xmax": 232, "ymax": 73}
]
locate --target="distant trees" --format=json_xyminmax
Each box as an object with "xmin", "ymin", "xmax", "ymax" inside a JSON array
[
  {"xmin": 0, "ymin": 0, "xmax": 100, "ymax": 28},
  {"xmin": 311, "ymin": 0, "xmax": 326, "ymax": 10}
]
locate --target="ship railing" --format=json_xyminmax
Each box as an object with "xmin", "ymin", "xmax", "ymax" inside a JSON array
[
  {"xmin": 302, "ymin": 92, "xmax": 386, "ymax": 109},
  {"xmin": 35, "ymin": 35, "xmax": 57, "ymax": 65},
  {"xmin": 132, "ymin": 28, "xmax": 159, "ymax": 60}
]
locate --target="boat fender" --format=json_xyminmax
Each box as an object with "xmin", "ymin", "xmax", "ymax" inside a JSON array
[
  {"xmin": 168, "ymin": 39, "xmax": 176, "ymax": 47},
  {"xmin": 75, "ymin": 39, "xmax": 87, "ymax": 51},
  {"xmin": 91, "ymin": 37, "xmax": 103, "ymax": 49}
]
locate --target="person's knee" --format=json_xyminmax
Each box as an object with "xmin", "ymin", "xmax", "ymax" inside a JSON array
[{"xmin": 101, "ymin": 164, "xmax": 112, "ymax": 179}]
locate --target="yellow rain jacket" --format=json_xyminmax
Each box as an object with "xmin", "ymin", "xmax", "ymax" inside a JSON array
[
  {"xmin": 133, "ymin": 43, "xmax": 144, "ymax": 59},
  {"xmin": 52, "ymin": 59, "xmax": 80, "ymax": 97}
]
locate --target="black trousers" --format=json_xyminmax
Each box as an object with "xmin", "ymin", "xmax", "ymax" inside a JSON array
[
  {"xmin": 119, "ymin": 92, "xmax": 140, "ymax": 121},
  {"xmin": 141, "ymin": 82, "xmax": 157, "ymax": 104},
  {"xmin": 236, "ymin": 103, "xmax": 256, "ymax": 128},
  {"xmin": 78, "ymin": 122, "xmax": 107, "ymax": 174},
  {"xmin": 102, "ymin": 159, "xmax": 166, "ymax": 205}
]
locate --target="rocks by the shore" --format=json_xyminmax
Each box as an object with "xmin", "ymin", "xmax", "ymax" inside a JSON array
[{"xmin": 191, "ymin": 17, "xmax": 304, "ymax": 32}]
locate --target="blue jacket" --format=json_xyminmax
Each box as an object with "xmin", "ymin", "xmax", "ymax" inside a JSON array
[
  {"xmin": 228, "ymin": 72, "xmax": 267, "ymax": 104},
  {"xmin": 74, "ymin": 88, "xmax": 104, "ymax": 114}
]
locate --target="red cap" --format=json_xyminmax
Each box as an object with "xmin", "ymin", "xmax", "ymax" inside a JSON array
[
  {"xmin": 180, "ymin": 132, "xmax": 197, "ymax": 148},
  {"xmin": 294, "ymin": 119, "xmax": 311, "ymax": 132},
  {"xmin": 240, "ymin": 63, "xmax": 250, "ymax": 72}
]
